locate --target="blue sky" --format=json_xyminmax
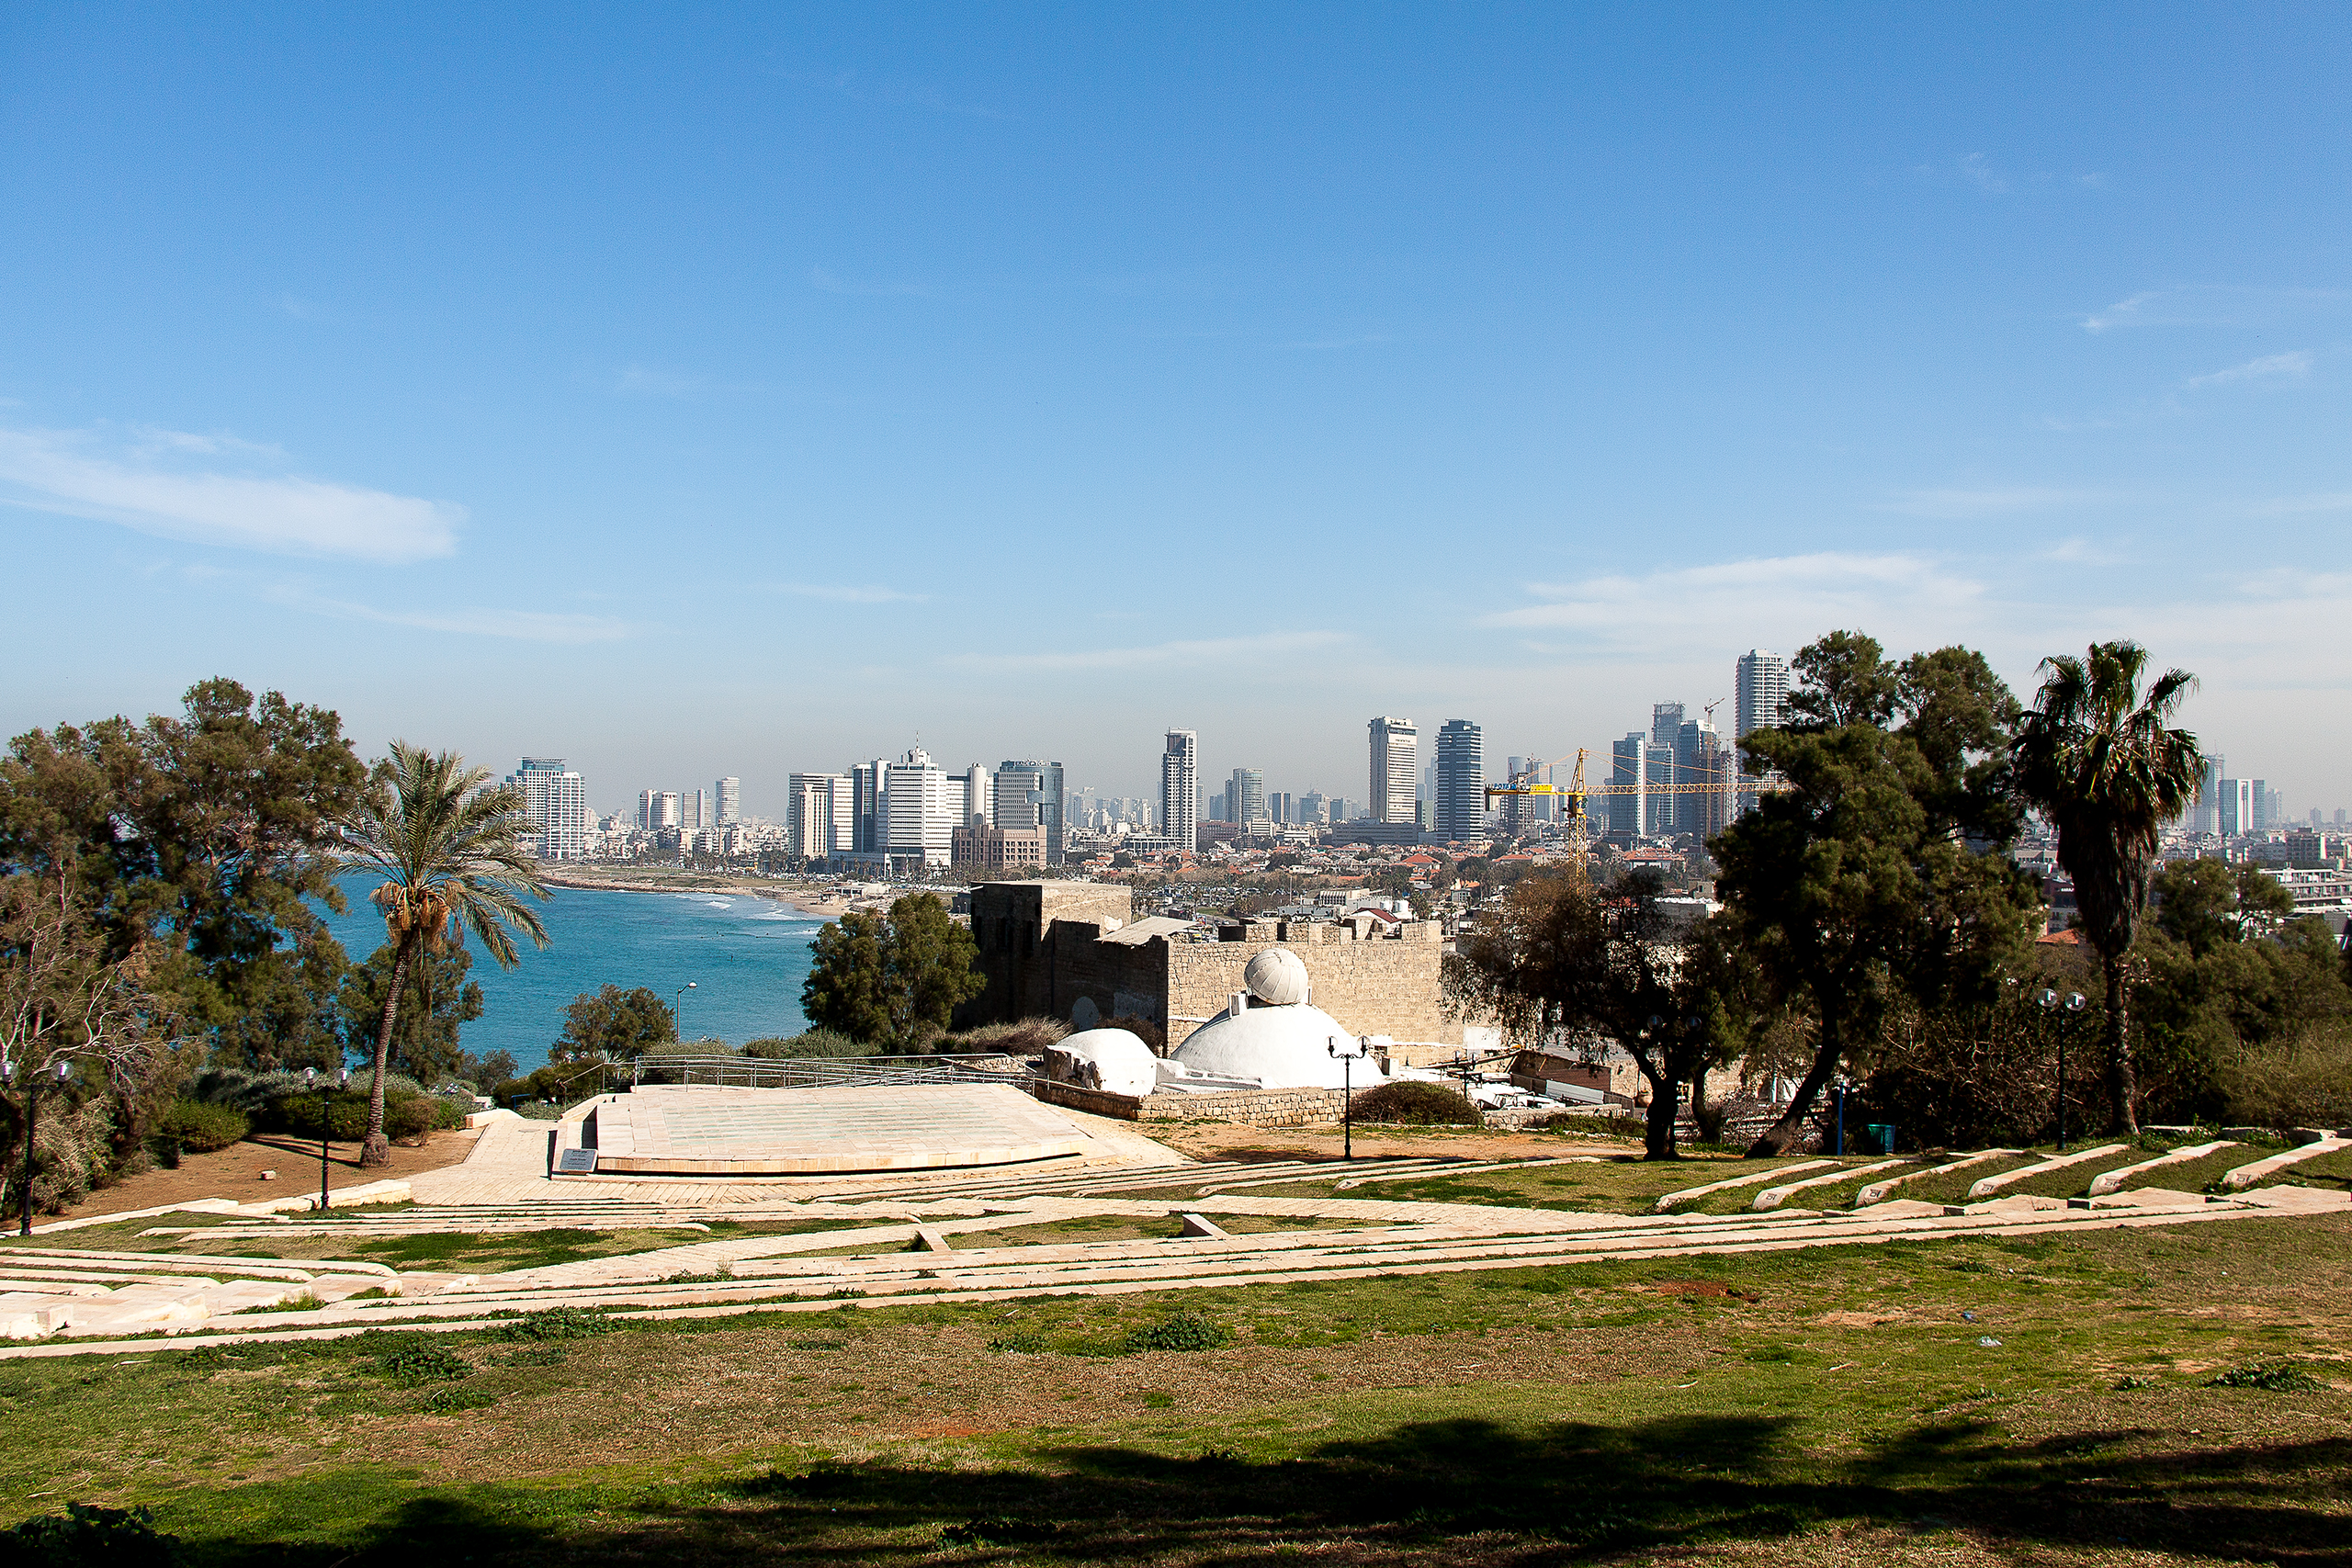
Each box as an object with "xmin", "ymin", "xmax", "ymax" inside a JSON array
[{"xmin": 4, "ymin": 5, "xmax": 2347, "ymax": 816}]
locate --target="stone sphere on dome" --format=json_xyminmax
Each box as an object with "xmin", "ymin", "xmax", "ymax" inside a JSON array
[{"xmin": 1242, "ymin": 946, "xmax": 1311, "ymax": 1006}]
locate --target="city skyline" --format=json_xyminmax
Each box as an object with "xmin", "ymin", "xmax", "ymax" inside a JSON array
[{"xmin": 5, "ymin": 11, "xmax": 2347, "ymax": 807}]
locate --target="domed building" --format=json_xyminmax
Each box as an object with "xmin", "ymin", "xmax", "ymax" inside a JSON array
[{"xmin": 1166, "ymin": 948, "xmax": 1371, "ymax": 1091}]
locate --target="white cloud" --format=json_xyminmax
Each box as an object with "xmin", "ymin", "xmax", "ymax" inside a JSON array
[
  {"xmin": 950, "ymin": 630, "xmax": 1349, "ymax": 674},
  {"xmin": 2081, "ymin": 284, "xmax": 2346, "ymax": 333},
  {"xmin": 2185, "ymin": 351, "xmax": 2312, "ymax": 389},
  {"xmin": 1485, "ymin": 553, "xmax": 1985, "ymax": 654},
  {"xmin": 0, "ymin": 425, "xmax": 460, "ymax": 563},
  {"xmin": 611, "ymin": 365, "xmax": 707, "ymax": 399},
  {"xmin": 1957, "ymin": 153, "xmax": 2008, "ymax": 194},
  {"xmin": 271, "ymin": 588, "xmax": 636, "ymax": 643},
  {"xmin": 769, "ymin": 581, "xmax": 929, "ymax": 604},
  {"xmin": 1882, "ymin": 487, "xmax": 2115, "ymax": 519}
]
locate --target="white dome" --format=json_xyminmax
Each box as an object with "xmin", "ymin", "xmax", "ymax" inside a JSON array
[
  {"xmin": 1171, "ymin": 1002, "xmax": 1365, "ymax": 1090},
  {"xmin": 1243, "ymin": 946, "xmax": 1312, "ymax": 1006},
  {"xmin": 1043, "ymin": 1028, "xmax": 1158, "ymax": 1097}
]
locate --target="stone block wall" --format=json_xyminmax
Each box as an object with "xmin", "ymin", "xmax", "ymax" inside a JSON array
[
  {"xmin": 1028, "ymin": 1077, "xmax": 1356, "ymax": 1128},
  {"xmin": 1166, "ymin": 934, "xmax": 1461, "ymax": 1048}
]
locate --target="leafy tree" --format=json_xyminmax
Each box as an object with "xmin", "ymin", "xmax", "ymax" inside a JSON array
[
  {"xmin": 2010, "ymin": 641, "xmax": 2202, "ymax": 1134},
  {"xmin": 1445, "ymin": 870, "xmax": 1714, "ymax": 1159},
  {"xmin": 800, "ymin": 894, "xmax": 984, "ymax": 1052},
  {"xmin": 1715, "ymin": 632, "xmax": 2041, "ymax": 1155},
  {"xmin": 2153, "ymin": 859, "xmax": 2294, "ymax": 958},
  {"xmin": 0, "ymin": 679, "xmax": 366, "ymax": 1070},
  {"xmin": 551, "ymin": 984, "xmax": 674, "ymax": 1062},
  {"xmin": 335, "ymin": 941, "xmax": 484, "ymax": 1085},
  {"xmin": 334, "ymin": 744, "xmax": 548, "ymax": 1165}
]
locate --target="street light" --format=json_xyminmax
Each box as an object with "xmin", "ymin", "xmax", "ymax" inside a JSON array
[
  {"xmin": 675, "ymin": 982, "xmax": 696, "ymax": 1051},
  {"xmin": 1328, "ymin": 1034, "xmax": 1372, "ymax": 1162},
  {"xmin": 305, "ymin": 1066, "xmax": 350, "ymax": 1210},
  {"xmin": 7, "ymin": 1058, "xmax": 71, "ymax": 1236},
  {"xmin": 2036, "ymin": 988, "xmax": 2088, "ymax": 1151}
]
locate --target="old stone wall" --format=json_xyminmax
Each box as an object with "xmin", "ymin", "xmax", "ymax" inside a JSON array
[
  {"xmin": 1167, "ymin": 927, "xmax": 1459, "ymax": 1048},
  {"xmin": 966, "ymin": 882, "xmax": 1136, "ymax": 1028},
  {"xmin": 1028, "ymin": 1077, "xmax": 1356, "ymax": 1127}
]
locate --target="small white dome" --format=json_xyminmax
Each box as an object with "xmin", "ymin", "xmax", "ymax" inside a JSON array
[
  {"xmin": 1171, "ymin": 1001, "xmax": 1365, "ymax": 1090},
  {"xmin": 1043, "ymin": 1028, "xmax": 1158, "ymax": 1098},
  {"xmin": 1243, "ymin": 946, "xmax": 1311, "ymax": 1006}
]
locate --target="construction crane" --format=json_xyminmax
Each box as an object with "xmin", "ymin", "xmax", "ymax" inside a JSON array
[{"xmin": 1483, "ymin": 748, "xmax": 1789, "ymax": 882}]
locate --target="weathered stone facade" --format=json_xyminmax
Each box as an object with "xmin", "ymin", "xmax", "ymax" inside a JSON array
[
  {"xmin": 1028, "ymin": 1077, "xmax": 1360, "ymax": 1127},
  {"xmin": 965, "ymin": 882, "xmax": 1475, "ymax": 1049}
]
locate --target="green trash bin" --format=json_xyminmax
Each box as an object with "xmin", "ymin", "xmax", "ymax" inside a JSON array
[{"xmin": 1864, "ymin": 1123, "xmax": 1896, "ymax": 1156}]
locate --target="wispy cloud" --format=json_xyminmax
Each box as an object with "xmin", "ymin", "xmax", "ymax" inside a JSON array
[
  {"xmin": 2242, "ymin": 491, "xmax": 2352, "ymax": 517},
  {"xmin": 1486, "ymin": 553, "xmax": 1985, "ymax": 655},
  {"xmin": 810, "ymin": 266, "xmax": 934, "ymax": 299},
  {"xmin": 0, "ymin": 425, "xmax": 461, "ymax": 563},
  {"xmin": 1956, "ymin": 152, "xmax": 2008, "ymax": 194},
  {"xmin": 1882, "ymin": 487, "xmax": 2116, "ymax": 520},
  {"xmin": 266, "ymin": 586, "xmax": 637, "ymax": 643},
  {"xmin": 769, "ymin": 581, "xmax": 929, "ymax": 604},
  {"xmin": 950, "ymin": 630, "xmax": 1349, "ymax": 674},
  {"xmin": 2185, "ymin": 351, "xmax": 2312, "ymax": 389},
  {"xmin": 2081, "ymin": 284, "xmax": 2347, "ymax": 333},
  {"xmin": 611, "ymin": 365, "xmax": 708, "ymax": 399}
]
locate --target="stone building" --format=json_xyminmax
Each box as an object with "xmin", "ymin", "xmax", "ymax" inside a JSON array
[{"xmin": 963, "ymin": 880, "xmax": 1474, "ymax": 1048}]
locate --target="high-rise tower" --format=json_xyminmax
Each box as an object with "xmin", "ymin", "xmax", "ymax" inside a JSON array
[
  {"xmin": 1160, "ymin": 730, "xmax": 1198, "ymax": 852},
  {"xmin": 1432, "ymin": 719, "xmax": 1485, "ymax": 840},
  {"xmin": 1734, "ymin": 649, "xmax": 1790, "ymax": 816},
  {"xmin": 1369, "ymin": 716, "xmax": 1418, "ymax": 825}
]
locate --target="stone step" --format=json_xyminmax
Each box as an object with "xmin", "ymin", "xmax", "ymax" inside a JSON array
[
  {"xmin": 1965, "ymin": 1145, "xmax": 2131, "ymax": 1199},
  {"xmin": 2221, "ymin": 1137, "xmax": 2351, "ymax": 1190},
  {"xmin": 2086, "ymin": 1141, "xmax": 2239, "ymax": 1196}
]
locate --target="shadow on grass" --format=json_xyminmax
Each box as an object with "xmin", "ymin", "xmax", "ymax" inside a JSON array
[{"xmin": 172, "ymin": 1412, "xmax": 2352, "ymax": 1566}]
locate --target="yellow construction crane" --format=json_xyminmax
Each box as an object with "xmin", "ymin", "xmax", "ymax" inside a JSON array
[{"xmin": 1482, "ymin": 748, "xmax": 1788, "ymax": 881}]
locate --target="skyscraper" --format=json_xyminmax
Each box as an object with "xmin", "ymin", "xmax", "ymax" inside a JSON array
[
  {"xmin": 883, "ymin": 747, "xmax": 956, "ymax": 868},
  {"xmin": 1160, "ymin": 730, "xmax": 1198, "ymax": 852},
  {"xmin": 1735, "ymin": 649, "xmax": 1789, "ymax": 815},
  {"xmin": 963, "ymin": 764, "xmax": 993, "ymax": 829},
  {"xmin": 1609, "ymin": 733, "xmax": 1646, "ymax": 838},
  {"xmin": 1649, "ymin": 704, "xmax": 1686, "ymax": 833},
  {"xmin": 505, "ymin": 757, "xmax": 589, "ymax": 860},
  {"xmin": 1369, "ymin": 716, "xmax": 1418, "ymax": 825},
  {"xmin": 1432, "ymin": 719, "xmax": 1485, "ymax": 840},
  {"xmin": 1226, "ymin": 767, "xmax": 1267, "ymax": 830},
  {"xmin": 786, "ymin": 773, "xmax": 851, "ymax": 859},
  {"xmin": 850, "ymin": 760, "xmax": 885, "ymax": 852},
  {"xmin": 715, "ymin": 776, "xmax": 741, "ymax": 825},
  {"xmin": 682, "ymin": 788, "xmax": 709, "ymax": 832},
  {"xmin": 994, "ymin": 760, "xmax": 1067, "ymax": 863}
]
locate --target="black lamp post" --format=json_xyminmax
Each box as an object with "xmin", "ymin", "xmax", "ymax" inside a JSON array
[
  {"xmin": 2036, "ymin": 987, "xmax": 2088, "ymax": 1151},
  {"xmin": 306, "ymin": 1066, "xmax": 349, "ymax": 1210},
  {"xmin": 1328, "ymin": 1034, "xmax": 1371, "ymax": 1161},
  {"xmin": 8, "ymin": 1057, "xmax": 71, "ymax": 1236},
  {"xmin": 674, "ymin": 981, "xmax": 696, "ymax": 1049}
]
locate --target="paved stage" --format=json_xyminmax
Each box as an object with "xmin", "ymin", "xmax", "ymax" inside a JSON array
[{"xmin": 575, "ymin": 1083, "xmax": 1098, "ymax": 1176}]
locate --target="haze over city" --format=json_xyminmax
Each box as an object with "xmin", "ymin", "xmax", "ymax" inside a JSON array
[{"xmin": 5, "ymin": 6, "xmax": 2348, "ymax": 812}]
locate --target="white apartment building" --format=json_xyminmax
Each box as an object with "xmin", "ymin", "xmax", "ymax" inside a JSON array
[
  {"xmin": 507, "ymin": 757, "xmax": 590, "ymax": 860},
  {"xmin": 1160, "ymin": 729, "xmax": 1198, "ymax": 852},
  {"xmin": 884, "ymin": 747, "xmax": 957, "ymax": 868},
  {"xmin": 1369, "ymin": 716, "xmax": 1418, "ymax": 825},
  {"xmin": 786, "ymin": 773, "xmax": 854, "ymax": 859},
  {"xmin": 716, "ymin": 776, "xmax": 741, "ymax": 824}
]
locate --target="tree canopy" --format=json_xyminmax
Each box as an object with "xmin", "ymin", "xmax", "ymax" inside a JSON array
[
  {"xmin": 335, "ymin": 941, "xmax": 485, "ymax": 1086},
  {"xmin": 552, "ymin": 984, "xmax": 675, "ymax": 1062},
  {"xmin": 801, "ymin": 894, "xmax": 985, "ymax": 1052}
]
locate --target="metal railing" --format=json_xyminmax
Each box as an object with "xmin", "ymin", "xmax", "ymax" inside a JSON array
[{"xmin": 628, "ymin": 1053, "xmax": 1033, "ymax": 1089}]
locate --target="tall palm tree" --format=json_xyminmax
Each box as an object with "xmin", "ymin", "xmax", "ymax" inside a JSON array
[
  {"xmin": 2010, "ymin": 642, "xmax": 2200, "ymax": 1135},
  {"xmin": 335, "ymin": 743, "xmax": 549, "ymax": 1166}
]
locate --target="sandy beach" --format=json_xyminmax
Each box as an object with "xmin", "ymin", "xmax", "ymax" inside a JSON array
[{"xmin": 534, "ymin": 865, "xmax": 853, "ymax": 919}]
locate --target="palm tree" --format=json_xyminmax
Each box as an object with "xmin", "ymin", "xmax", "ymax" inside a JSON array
[
  {"xmin": 2010, "ymin": 642, "xmax": 2200, "ymax": 1135},
  {"xmin": 336, "ymin": 743, "xmax": 549, "ymax": 1166}
]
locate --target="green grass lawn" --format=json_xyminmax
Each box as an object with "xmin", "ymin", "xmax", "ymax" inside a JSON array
[{"xmin": 5, "ymin": 1209, "xmax": 2346, "ymax": 1566}]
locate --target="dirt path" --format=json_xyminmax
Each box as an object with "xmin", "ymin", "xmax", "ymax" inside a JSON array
[{"xmin": 42, "ymin": 1128, "xmax": 482, "ymax": 1222}]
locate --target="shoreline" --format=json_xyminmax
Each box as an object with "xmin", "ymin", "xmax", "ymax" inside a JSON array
[{"xmin": 533, "ymin": 867, "xmax": 850, "ymax": 920}]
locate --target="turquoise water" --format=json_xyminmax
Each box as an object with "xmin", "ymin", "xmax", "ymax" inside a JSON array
[{"xmin": 317, "ymin": 874, "xmax": 820, "ymax": 1067}]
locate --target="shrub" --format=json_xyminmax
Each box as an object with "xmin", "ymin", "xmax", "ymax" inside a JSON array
[
  {"xmin": 2, "ymin": 1503, "xmax": 182, "ymax": 1568},
  {"xmin": 946, "ymin": 1017, "xmax": 1069, "ymax": 1055},
  {"xmin": 365, "ymin": 1344, "xmax": 471, "ymax": 1386},
  {"xmin": 2205, "ymin": 1362, "xmax": 2323, "ymax": 1393},
  {"xmin": 1349, "ymin": 1081, "xmax": 1482, "ymax": 1125},
  {"xmin": 1121, "ymin": 1309, "xmax": 1232, "ymax": 1353},
  {"xmin": 742, "ymin": 1030, "xmax": 868, "ymax": 1059},
  {"xmin": 154, "ymin": 1100, "xmax": 250, "ymax": 1154},
  {"xmin": 2213, "ymin": 1024, "xmax": 2352, "ymax": 1131},
  {"xmin": 492, "ymin": 1305, "xmax": 618, "ymax": 1341}
]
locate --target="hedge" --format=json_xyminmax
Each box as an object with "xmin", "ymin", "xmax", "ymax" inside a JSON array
[
  {"xmin": 154, "ymin": 1099, "xmax": 251, "ymax": 1153},
  {"xmin": 1349, "ymin": 1081, "xmax": 1484, "ymax": 1125}
]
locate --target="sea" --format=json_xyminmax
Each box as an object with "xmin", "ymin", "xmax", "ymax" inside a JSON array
[{"xmin": 315, "ymin": 874, "xmax": 822, "ymax": 1068}]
